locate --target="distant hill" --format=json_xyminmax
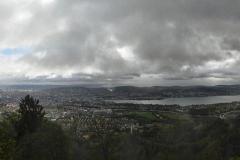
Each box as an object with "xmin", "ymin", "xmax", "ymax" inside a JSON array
[
  {"xmin": 0, "ymin": 85, "xmax": 64, "ymax": 92},
  {"xmin": 42, "ymin": 84, "xmax": 240, "ymax": 100}
]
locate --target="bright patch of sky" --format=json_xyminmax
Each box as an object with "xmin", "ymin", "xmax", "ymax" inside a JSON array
[
  {"xmin": 0, "ymin": 47, "xmax": 31, "ymax": 56},
  {"xmin": 117, "ymin": 46, "xmax": 135, "ymax": 61},
  {"xmin": 40, "ymin": 0, "xmax": 55, "ymax": 6}
]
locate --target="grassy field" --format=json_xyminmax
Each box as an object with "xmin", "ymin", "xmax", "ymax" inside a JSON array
[{"xmin": 128, "ymin": 111, "xmax": 158, "ymax": 121}]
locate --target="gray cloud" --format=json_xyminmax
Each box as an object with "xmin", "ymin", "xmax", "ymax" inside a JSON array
[{"xmin": 0, "ymin": 0, "xmax": 240, "ymax": 86}]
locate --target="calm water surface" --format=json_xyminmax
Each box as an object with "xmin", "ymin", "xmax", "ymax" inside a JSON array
[{"xmin": 112, "ymin": 95, "xmax": 240, "ymax": 106}]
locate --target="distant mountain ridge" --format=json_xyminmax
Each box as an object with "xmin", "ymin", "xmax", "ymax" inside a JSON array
[
  {"xmin": 0, "ymin": 85, "xmax": 64, "ymax": 91},
  {"xmin": 41, "ymin": 84, "xmax": 240, "ymax": 100}
]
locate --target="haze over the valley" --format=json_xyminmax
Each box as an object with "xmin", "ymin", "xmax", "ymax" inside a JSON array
[{"xmin": 0, "ymin": 0, "xmax": 240, "ymax": 86}]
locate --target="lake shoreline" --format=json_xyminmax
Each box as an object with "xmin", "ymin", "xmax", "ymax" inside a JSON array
[{"xmin": 108, "ymin": 95, "xmax": 240, "ymax": 106}]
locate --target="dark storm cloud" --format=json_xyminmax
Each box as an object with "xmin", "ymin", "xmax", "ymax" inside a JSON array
[
  {"xmin": 1, "ymin": 0, "xmax": 240, "ymax": 85},
  {"xmin": 222, "ymin": 37, "xmax": 240, "ymax": 51}
]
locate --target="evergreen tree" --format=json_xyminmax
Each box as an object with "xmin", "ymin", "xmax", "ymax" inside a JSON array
[{"xmin": 16, "ymin": 95, "xmax": 45, "ymax": 139}]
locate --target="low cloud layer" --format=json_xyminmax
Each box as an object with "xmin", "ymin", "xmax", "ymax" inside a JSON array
[{"xmin": 0, "ymin": 0, "xmax": 240, "ymax": 86}]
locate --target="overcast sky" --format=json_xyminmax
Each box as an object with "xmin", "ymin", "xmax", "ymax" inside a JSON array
[{"xmin": 0, "ymin": 0, "xmax": 240, "ymax": 86}]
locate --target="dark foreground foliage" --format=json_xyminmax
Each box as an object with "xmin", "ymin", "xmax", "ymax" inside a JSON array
[
  {"xmin": 0, "ymin": 95, "xmax": 72, "ymax": 160},
  {"xmin": 1, "ymin": 95, "xmax": 240, "ymax": 160}
]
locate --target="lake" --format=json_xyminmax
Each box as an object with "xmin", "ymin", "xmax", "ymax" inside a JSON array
[{"xmin": 111, "ymin": 95, "xmax": 240, "ymax": 106}]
